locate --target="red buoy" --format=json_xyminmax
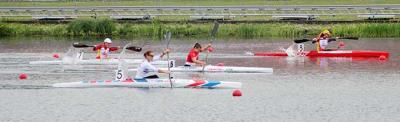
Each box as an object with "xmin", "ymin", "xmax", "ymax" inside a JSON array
[
  {"xmin": 232, "ymin": 89, "xmax": 242, "ymax": 97},
  {"xmin": 208, "ymin": 47, "xmax": 214, "ymax": 52},
  {"xmin": 19, "ymin": 73, "xmax": 27, "ymax": 80},
  {"xmin": 339, "ymin": 41, "xmax": 345, "ymax": 48},
  {"xmin": 53, "ymin": 53, "xmax": 60, "ymax": 59},
  {"xmin": 379, "ymin": 55, "xmax": 387, "ymax": 60},
  {"xmin": 216, "ymin": 63, "xmax": 224, "ymax": 66}
]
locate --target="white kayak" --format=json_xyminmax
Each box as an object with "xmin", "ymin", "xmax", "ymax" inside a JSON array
[
  {"xmin": 29, "ymin": 58, "xmax": 173, "ymax": 66},
  {"xmin": 29, "ymin": 46, "xmax": 173, "ymax": 66},
  {"xmin": 128, "ymin": 65, "xmax": 273, "ymax": 73},
  {"xmin": 52, "ymin": 79, "xmax": 241, "ymax": 89}
]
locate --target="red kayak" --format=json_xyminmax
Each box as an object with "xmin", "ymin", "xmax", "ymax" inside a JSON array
[{"xmin": 254, "ymin": 50, "xmax": 389, "ymax": 58}]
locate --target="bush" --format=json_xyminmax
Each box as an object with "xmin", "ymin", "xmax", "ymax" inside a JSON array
[
  {"xmin": 67, "ymin": 19, "xmax": 95, "ymax": 35},
  {"xmin": 95, "ymin": 19, "xmax": 116, "ymax": 36},
  {"xmin": 0, "ymin": 23, "xmax": 14, "ymax": 36}
]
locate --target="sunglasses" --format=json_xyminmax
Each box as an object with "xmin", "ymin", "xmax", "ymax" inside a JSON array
[{"xmin": 148, "ymin": 54, "xmax": 154, "ymax": 57}]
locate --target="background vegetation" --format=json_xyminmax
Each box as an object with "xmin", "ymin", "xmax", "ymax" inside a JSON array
[{"xmin": 1, "ymin": 19, "xmax": 400, "ymax": 38}]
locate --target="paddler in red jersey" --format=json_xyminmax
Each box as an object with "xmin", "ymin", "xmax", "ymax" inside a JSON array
[
  {"xmin": 313, "ymin": 30, "xmax": 331, "ymax": 51},
  {"xmin": 93, "ymin": 38, "xmax": 119, "ymax": 59},
  {"xmin": 185, "ymin": 43, "xmax": 212, "ymax": 67}
]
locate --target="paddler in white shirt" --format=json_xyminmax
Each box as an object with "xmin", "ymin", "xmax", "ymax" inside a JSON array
[
  {"xmin": 313, "ymin": 30, "xmax": 331, "ymax": 51},
  {"xmin": 134, "ymin": 49, "xmax": 170, "ymax": 79},
  {"xmin": 93, "ymin": 38, "xmax": 119, "ymax": 59}
]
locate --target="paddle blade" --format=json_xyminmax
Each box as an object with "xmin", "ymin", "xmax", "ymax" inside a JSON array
[
  {"xmin": 126, "ymin": 46, "xmax": 142, "ymax": 52},
  {"xmin": 294, "ymin": 39, "xmax": 311, "ymax": 43},
  {"xmin": 166, "ymin": 32, "xmax": 172, "ymax": 46},
  {"xmin": 210, "ymin": 21, "xmax": 220, "ymax": 38},
  {"xmin": 72, "ymin": 42, "xmax": 94, "ymax": 48}
]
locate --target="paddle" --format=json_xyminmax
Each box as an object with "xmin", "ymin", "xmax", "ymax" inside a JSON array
[
  {"xmin": 73, "ymin": 42, "xmax": 141, "ymax": 52},
  {"xmin": 294, "ymin": 36, "xmax": 359, "ymax": 43},
  {"xmin": 294, "ymin": 39, "xmax": 311, "ymax": 43},
  {"xmin": 202, "ymin": 21, "xmax": 219, "ymax": 72},
  {"xmin": 72, "ymin": 42, "xmax": 95, "ymax": 48},
  {"xmin": 125, "ymin": 46, "xmax": 142, "ymax": 52},
  {"xmin": 164, "ymin": 32, "xmax": 173, "ymax": 88}
]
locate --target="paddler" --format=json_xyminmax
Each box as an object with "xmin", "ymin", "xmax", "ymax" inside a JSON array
[
  {"xmin": 135, "ymin": 49, "xmax": 171, "ymax": 79},
  {"xmin": 313, "ymin": 30, "xmax": 331, "ymax": 51},
  {"xmin": 185, "ymin": 43, "xmax": 212, "ymax": 67},
  {"xmin": 93, "ymin": 38, "xmax": 119, "ymax": 59}
]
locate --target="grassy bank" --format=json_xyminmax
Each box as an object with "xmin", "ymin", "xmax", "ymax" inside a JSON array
[
  {"xmin": 0, "ymin": 0, "xmax": 398, "ymax": 7},
  {"xmin": 1, "ymin": 19, "xmax": 400, "ymax": 38}
]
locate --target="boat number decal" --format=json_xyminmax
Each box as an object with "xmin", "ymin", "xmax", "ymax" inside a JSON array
[
  {"xmin": 77, "ymin": 51, "xmax": 84, "ymax": 60},
  {"xmin": 116, "ymin": 70, "xmax": 123, "ymax": 80},
  {"xmin": 168, "ymin": 60, "xmax": 175, "ymax": 68},
  {"xmin": 297, "ymin": 44, "xmax": 306, "ymax": 56},
  {"xmin": 297, "ymin": 44, "xmax": 304, "ymax": 51}
]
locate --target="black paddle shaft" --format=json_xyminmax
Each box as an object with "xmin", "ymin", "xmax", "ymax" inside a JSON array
[
  {"xmin": 126, "ymin": 46, "xmax": 142, "ymax": 52},
  {"xmin": 294, "ymin": 37, "xmax": 359, "ymax": 43},
  {"xmin": 73, "ymin": 42, "xmax": 142, "ymax": 52},
  {"xmin": 72, "ymin": 42, "xmax": 95, "ymax": 48}
]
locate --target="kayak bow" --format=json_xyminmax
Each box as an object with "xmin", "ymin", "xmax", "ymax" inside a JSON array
[
  {"xmin": 254, "ymin": 50, "xmax": 389, "ymax": 58},
  {"xmin": 52, "ymin": 79, "xmax": 241, "ymax": 89},
  {"xmin": 29, "ymin": 59, "xmax": 173, "ymax": 65},
  {"xmin": 128, "ymin": 65, "xmax": 273, "ymax": 73}
]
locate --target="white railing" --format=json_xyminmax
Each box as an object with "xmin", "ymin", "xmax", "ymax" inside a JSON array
[{"xmin": 0, "ymin": 5, "xmax": 399, "ymax": 17}]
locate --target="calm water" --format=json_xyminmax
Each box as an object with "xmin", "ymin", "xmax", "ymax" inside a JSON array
[{"xmin": 0, "ymin": 37, "xmax": 399, "ymax": 122}]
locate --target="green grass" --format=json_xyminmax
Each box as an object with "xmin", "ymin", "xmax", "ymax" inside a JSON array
[
  {"xmin": 0, "ymin": 0, "xmax": 398, "ymax": 7},
  {"xmin": 2, "ymin": 19, "xmax": 400, "ymax": 38},
  {"xmin": 0, "ymin": 14, "xmax": 386, "ymax": 22},
  {"xmin": 66, "ymin": 18, "xmax": 116, "ymax": 36}
]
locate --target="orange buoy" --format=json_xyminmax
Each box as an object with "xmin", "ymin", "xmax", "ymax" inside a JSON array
[
  {"xmin": 53, "ymin": 53, "xmax": 60, "ymax": 59},
  {"xmin": 232, "ymin": 89, "xmax": 242, "ymax": 97},
  {"xmin": 379, "ymin": 55, "xmax": 387, "ymax": 60},
  {"xmin": 19, "ymin": 73, "xmax": 27, "ymax": 80}
]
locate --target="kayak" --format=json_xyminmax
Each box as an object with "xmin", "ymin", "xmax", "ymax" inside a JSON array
[
  {"xmin": 52, "ymin": 43, "xmax": 243, "ymax": 89},
  {"xmin": 29, "ymin": 58, "xmax": 173, "ymax": 66},
  {"xmin": 128, "ymin": 65, "xmax": 273, "ymax": 73},
  {"xmin": 254, "ymin": 50, "xmax": 389, "ymax": 58},
  {"xmin": 30, "ymin": 45, "xmax": 173, "ymax": 65},
  {"xmin": 52, "ymin": 79, "xmax": 241, "ymax": 89}
]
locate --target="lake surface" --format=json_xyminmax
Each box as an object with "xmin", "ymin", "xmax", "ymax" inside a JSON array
[{"xmin": 0, "ymin": 37, "xmax": 399, "ymax": 122}]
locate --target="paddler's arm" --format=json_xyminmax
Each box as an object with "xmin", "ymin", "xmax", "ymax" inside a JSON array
[
  {"xmin": 153, "ymin": 48, "xmax": 171, "ymax": 61},
  {"xmin": 158, "ymin": 69, "xmax": 170, "ymax": 74},
  {"xmin": 191, "ymin": 57, "xmax": 205, "ymax": 66},
  {"xmin": 92, "ymin": 45, "xmax": 101, "ymax": 51},
  {"xmin": 109, "ymin": 47, "xmax": 119, "ymax": 51},
  {"xmin": 145, "ymin": 62, "xmax": 169, "ymax": 74},
  {"xmin": 200, "ymin": 43, "xmax": 212, "ymax": 52},
  {"xmin": 312, "ymin": 32, "xmax": 325, "ymax": 44}
]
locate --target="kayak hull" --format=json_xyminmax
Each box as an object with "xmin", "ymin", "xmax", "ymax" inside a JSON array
[
  {"xmin": 254, "ymin": 50, "xmax": 389, "ymax": 58},
  {"xmin": 52, "ymin": 79, "xmax": 241, "ymax": 89},
  {"xmin": 30, "ymin": 59, "xmax": 172, "ymax": 65},
  {"xmin": 128, "ymin": 65, "xmax": 273, "ymax": 73}
]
